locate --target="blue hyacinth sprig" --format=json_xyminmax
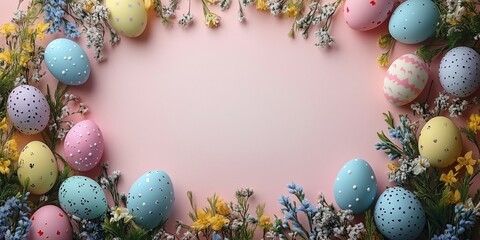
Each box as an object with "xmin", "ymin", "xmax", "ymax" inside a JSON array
[
  {"xmin": 0, "ymin": 192, "xmax": 32, "ymax": 240},
  {"xmin": 39, "ymin": 0, "xmax": 81, "ymax": 38},
  {"xmin": 432, "ymin": 203, "xmax": 479, "ymax": 240}
]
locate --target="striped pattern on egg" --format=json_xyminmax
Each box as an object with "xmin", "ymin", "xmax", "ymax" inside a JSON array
[
  {"xmin": 439, "ymin": 46, "xmax": 480, "ymax": 97},
  {"xmin": 45, "ymin": 38, "xmax": 90, "ymax": 85},
  {"xmin": 58, "ymin": 176, "xmax": 107, "ymax": 219},
  {"xmin": 64, "ymin": 120, "xmax": 104, "ymax": 172},
  {"xmin": 383, "ymin": 54, "xmax": 428, "ymax": 106}
]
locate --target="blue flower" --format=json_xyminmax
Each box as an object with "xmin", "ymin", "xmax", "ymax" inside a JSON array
[
  {"xmin": 40, "ymin": 0, "xmax": 80, "ymax": 38},
  {"xmin": 0, "ymin": 193, "xmax": 32, "ymax": 240}
]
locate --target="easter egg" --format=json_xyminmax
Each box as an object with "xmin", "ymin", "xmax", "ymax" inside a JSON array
[
  {"xmin": 374, "ymin": 187, "xmax": 426, "ymax": 240},
  {"xmin": 7, "ymin": 85, "xmax": 50, "ymax": 135},
  {"xmin": 388, "ymin": 0, "xmax": 439, "ymax": 44},
  {"xmin": 29, "ymin": 205, "xmax": 72, "ymax": 240},
  {"xmin": 44, "ymin": 38, "xmax": 90, "ymax": 85},
  {"xmin": 333, "ymin": 158, "xmax": 377, "ymax": 214},
  {"xmin": 419, "ymin": 116, "xmax": 462, "ymax": 168},
  {"xmin": 64, "ymin": 120, "xmax": 104, "ymax": 171},
  {"xmin": 17, "ymin": 141, "xmax": 58, "ymax": 195},
  {"xmin": 439, "ymin": 46, "xmax": 480, "ymax": 97},
  {"xmin": 127, "ymin": 170, "xmax": 175, "ymax": 229},
  {"xmin": 383, "ymin": 54, "xmax": 429, "ymax": 106},
  {"xmin": 343, "ymin": 0, "xmax": 395, "ymax": 31},
  {"xmin": 106, "ymin": 0, "xmax": 148, "ymax": 37},
  {"xmin": 59, "ymin": 176, "xmax": 107, "ymax": 219}
]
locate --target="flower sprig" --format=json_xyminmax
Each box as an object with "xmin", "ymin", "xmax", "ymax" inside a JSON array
[{"xmin": 0, "ymin": 192, "xmax": 32, "ymax": 240}]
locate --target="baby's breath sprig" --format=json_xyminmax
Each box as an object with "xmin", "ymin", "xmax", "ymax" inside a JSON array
[
  {"xmin": 202, "ymin": 0, "xmax": 221, "ymax": 28},
  {"xmin": 313, "ymin": 0, "xmax": 341, "ymax": 48},
  {"xmin": 154, "ymin": 0, "xmax": 180, "ymax": 24}
]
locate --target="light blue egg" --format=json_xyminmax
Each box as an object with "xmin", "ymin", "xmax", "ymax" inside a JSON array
[
  {"xmin": 45, "ymin": 38, "xmax": 90, "ymax": 85},
  {"xmin": 58, "ymin": 176, "xmax": 107, "ymax": 219},
  {"xmin": 374, "ymin": 187, "xmax": 426, "ymax": 240},
  {"xmin": 127, "ymin": 170, "xmax": 175, "ymax": 229},
  {"xmin": 388, "ymin": 0, "xmax": 439, "ymax": 44},
  {"xmin": 333, "ymin": 158, "xmax": 377, "ymax": 214}
]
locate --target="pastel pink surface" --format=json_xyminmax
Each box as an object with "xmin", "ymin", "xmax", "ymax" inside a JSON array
[
  {"xmin": 1, "ymin": 0, "xmax": 431, "ymax": 229},
  {"xmin": 64, "ymin": 120, "xmax": 104, "ymax": 171},
  {"xmin": 29, "ymin": 205, "xmax": 73, "ymax": 240}
]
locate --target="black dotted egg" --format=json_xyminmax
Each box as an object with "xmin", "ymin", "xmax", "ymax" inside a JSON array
[
  {"xmin": 58, "ymin": 176, "xmax": 107, "ymax": 219},
  {"xmin": 7, "ymin": 85, "xmax": 50, "ymax": 135},
  {"xmin": 374, "ymin": 187, "xmax": 426, "ymax": 240},
  {"xmin": 439, "ymin": 46, "xmax": 480, "ymax": 97}
]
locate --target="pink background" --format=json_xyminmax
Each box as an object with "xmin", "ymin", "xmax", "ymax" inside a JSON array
[{"xmin": 1, "ymin": 0, "xmax": 437, "ymax": 227}]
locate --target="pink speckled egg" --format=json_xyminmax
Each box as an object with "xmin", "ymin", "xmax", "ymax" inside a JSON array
[
  {"xmin": 64, "ymin": 120, "xmax": 104, "ymax": 171},
  {"xmin": 383, "ymin": 54, "xmax": 429, "ymax": 106},
  {"xmin": 344, "ymin": 0, "xmax": 395, "ymax": 31},
  {"xmin": 29, "ymin": 205, "xmax": 72, "ymax": 240}
]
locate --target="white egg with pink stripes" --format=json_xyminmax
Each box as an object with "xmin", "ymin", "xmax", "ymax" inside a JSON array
[{"xmin": 383, "ymin": 54, "xmax": 429, "ymax": 106}]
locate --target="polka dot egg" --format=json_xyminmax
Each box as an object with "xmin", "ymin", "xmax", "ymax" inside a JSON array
[
  {"xmin": 59, "ymin": 176, "xmax": 107, "ymax": 219},
  {"xmin": 333, "ymin": 158, "xmax": 377, "ymax": 214},
  {"xmin": 419, "ymin": 116, "xmax": 462, "ymax": 168},
  {"xmin": 127, "ymin": 170, "xmax": 175, "ymax": 229},
  {"xmin": 383, "ymin": 54, "xmax": 429, "ymax": 106},
  {"xmin": 439, "ymin": 46, "xmax": 480, "ymax": 97},
  {"xmin": 374, "ymin": 187, "xmax": 426, "ymax": 240},
  {"xmin": 29, "ymin": 205, "xmax": 72, "ymax": 240},
  {"xmin": 44, "ymin": 38, "xmax": 90, "ymax": 85},
  {"xmin": 343, "ymin": 0, "xmax": 395, "ymax": 31},
  {"xmin": 7, "ymin": 85, "xmax": 50, "ymax": 135},
  {"xmin": 17, "ymin": 141, "xmax": 58, "ymax": 195},
  {"xmin": 106, "ymin": 0, "xmax": 148, "ymax": 37},
  {"xmin": 64, "ymin": 120, "xmax": 104, "ymax": 171},
  {"xmin": 388, "ymin": 0, "xmax": 440, "ymax": 44}
]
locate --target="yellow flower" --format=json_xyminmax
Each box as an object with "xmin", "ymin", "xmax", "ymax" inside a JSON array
[
  {"xmin": 259, "ymin": 215, "xmax": 272, "ymax": 228},
  {"xmin": 36, "ymin": 22, "xmax": 49, "ymax": 40},
  {"xmin": 143, "ymin": 0, "xmax": 154, "ymax": 11},
  {"xmin": 205, "ymin": 12, "xmax": 220, "ymax": 28},
  {"xmin": 208, "ymin": 214, "xmax": 229, "ymax": 231},
  {"xmin": 205, "ymin": 0, "xmax": 220, "ymax": 4},
  {"xmin": 22, "ymin": 42, "xmax": 34, "ymax": 53},
  {"xmin": 215, "ymin": 198, "xmax": 230, "ymax": 215},
  {"xmin": 450, "ymin": 18, "xmax": 458, "ymax": 26},
  {"xmin": 377, "ymin": 52, "xmax": 389, "ymax": 67},
  {"xmin": 440, "ymin": 170, "xmax": 458, "ymax": 186},
  {"xmin": 284, "ymin": 4, "xmax": 298, "ymax": 18},
  {"xmin": 387, "ymin": 163, "xmax": 398, "ymax": 173},
  {"xmin": 256, "ymin": 0, "xmax": 267, "ymax": 11},
  {"xmin": 467, "ymin": 114, "xmax": 480, "ymax": 134},
  {"xmin": 0, "ymin": 23, "xmax": 17, "ymax": 35},
  {"xmin": 0, "ymin": 118, "xmax": 8, "ymax": 132},
  {"xmin": 191, "ymin": 209, "xmax": 212, "ymax": 231},
  {"xmin": 455, "ymin": 151, "xmax": 477, "ymax": 175},
  {"xmin": 4, "ymin": 138, "xmax": 19, "ymax": 161},
  {"xmin": 0, "ymin": 159, "xmax": 11, "ymax": 174},
  {"xmin": 19, "ymin": 54, "xmax": 29, "ymax": 67},
  {"xmin": 0, "ymin": 50, "xmax": 13, "ymax": 64},
  {"xmin": 84, "ymin": 0, "xmax": 95, "ymax": 12},
  {"xmin": 378, "ymin": 34, "xmax": 393, "ymax": 49}
]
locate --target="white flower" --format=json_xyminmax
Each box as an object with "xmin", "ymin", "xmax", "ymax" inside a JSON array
[
  {"xmin": 412, "ymin": 157, "xmax": 430, "ymax": 175},
  {"xmin": 110, "ymin": 207, "xmax": 132, "ymax": 223}
]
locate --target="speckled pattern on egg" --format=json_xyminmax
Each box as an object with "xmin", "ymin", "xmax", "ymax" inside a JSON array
[
  {"xmin": 127, "ymin": 170, "xmax": 175, "ymax": 229},
  {"xmin": 374, "ymin": 187, "xmax": 426, "ymax": 240},
  {"xmin": 343, "ymin": 0, "xmax": 395, "ymax": 31},
  {"xmin": 333, "ymin": 159, "xmax": 377, "ymax": 214},
  {"xmin": 45, "ymin": 38, "xmax": 90, "ymax": 85},
  {"xmin": 64, "ymin": 120, "xmax": 104, "ymax": 171},
  {"xmin": 7, "ymin": 85, "xmax": 50, "ymax": 135},
  {"xmin": 106, "ymin": 0, "xmax": 148, "ymax": 37},
  {"xmin": 439, "ymin": 46, "xmax": 480, "ymax": 97},
  {"xmin": 388, "ymin": 0, "xmax": 440, "ymax": 44},
  {"xmin": 29, "ymin": 205, "xmax": 73, "ymax": 240},
  {"xmin": 59, "ymin": 176, "xmax": 107, "ymax": 219}
]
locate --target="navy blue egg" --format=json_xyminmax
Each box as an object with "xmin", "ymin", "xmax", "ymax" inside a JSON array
[
  {"xmin": 127, "ymin": 170, "xmax": 175, "ymax": 229},
  {"xmin": 45, "ymin": 38, "xmax": 90, "ymax": 85}
]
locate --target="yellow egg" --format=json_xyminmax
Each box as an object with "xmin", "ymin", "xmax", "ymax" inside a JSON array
[
  {"xmin": 17, "ymin": 141, "xmax": 58, "ymax": 195},
  {"xmin": 418, "ymin": 116, "xmax": 462, "ymax": 168},
  {"xmin": 106, "ymin": 0, "xmax": 148, "ymax": 37}
]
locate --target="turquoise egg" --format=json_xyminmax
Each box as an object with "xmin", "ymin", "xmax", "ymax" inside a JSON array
[
  {"xmin": 374, "ymin": 187, "xmax": 426, "ymax": 239},
  {"xmin": 58, "ymin": 176, "xmax": 107, "ymax": 219},
  {"xmin": 44, "ymin": 38, "xmax": 90, "ymax": 85},
  {"xmin": 333, "ymin": 158, "xmax": 377, "ymax": 214},
  {"xmin": 388, "ymin": 0, "xmax": 439, "ymax": 44},
  {"xmin": 127, "ymin": 170, "xmax": 175, "ymax": 229}
]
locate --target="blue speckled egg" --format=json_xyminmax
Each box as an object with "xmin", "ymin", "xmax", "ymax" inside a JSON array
[
  {"xmin": 127, "ymin": 170, "xmax": 175, "ymax": 229},
  {"xmin": 374, "ymin": 187, "xmax": 426, "ymax": 240},
  {"xmin": 59, "ymin": 176, "xmax": 107, "ymax": 219},
  {"xmin": 44, "ymin": 38, "xmax": 90, "ymax": 85},
  {"xmin": 7, "ymin": 85, "xmax": 50, "ymax": 135},
  {"xmin": 388, "ymin": 0, "xmax": 439, "ymax": 44},
  {"xmin": 333, "ymin": 158, "xmax": 377, "ymax": 214}
]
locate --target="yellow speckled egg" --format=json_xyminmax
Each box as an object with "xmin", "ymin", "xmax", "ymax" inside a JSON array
[
  {"xmin": 106, "ymin": 0, "xmax": 148, "ymax": 37},
  {"xmin": 418, "ymin": 116, "xmax": 462, "ymax": 168},
  {"xmin": 17, "ymin": 141, "xmax": 58, "ymax": 195}
]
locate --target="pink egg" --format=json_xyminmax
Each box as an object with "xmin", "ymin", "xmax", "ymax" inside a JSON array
[
  {"xmin": 64, "ymin": 120, "xmax": 104, "ymax": 171},
  {"xmin": 383, "ymin": 54, "xmax": 429, "ymax": 106},
  {"xmin": 344, "ymin": 0, "xmax": 395, "ymax": 31},
  {"xmin": 28, "ymin": 205, "xmax": 72, "ymax": 240}
]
